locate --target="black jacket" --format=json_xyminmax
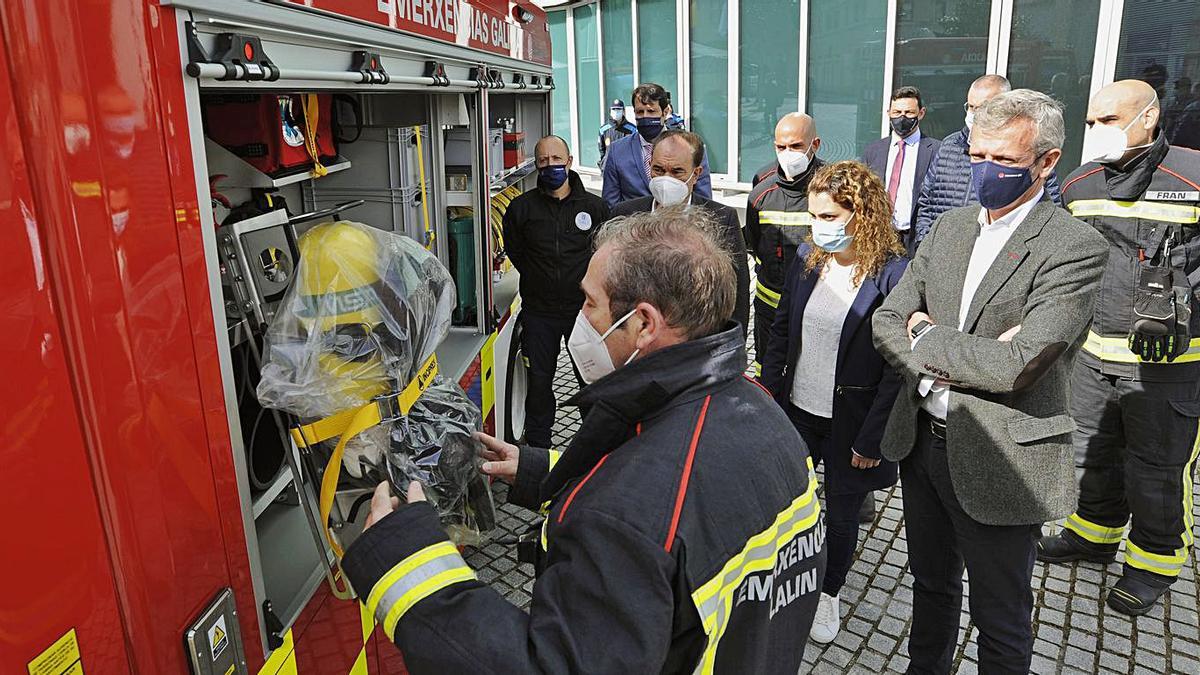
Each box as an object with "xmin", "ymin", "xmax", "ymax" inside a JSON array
[
  {"xmin": 912, "ymin": 126, "xmax": 1063, "ymax": 247},
  {"xmin": 745, "ymin": 160, "xmax": 825, "ymax": 298},
  {"xmin": 1063, "ymin": 134, "xmax": 1200, "ymax": 382},
  {"xmin": 609, "ymin": 195, "xmax": 751, "ymax": 339},
  {"xmin": 760, "ymin": 245, "xmax": 906, "ymax": 495},
  {"xmin": 342, "ymin": 325, "xmax": 825, "ymax": 673},
  {"xmin": 503, "ymin": 170, "xmax": 609, "ymax": 318}
]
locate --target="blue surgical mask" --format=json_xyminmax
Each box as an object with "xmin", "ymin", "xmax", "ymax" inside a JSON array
[
  {"xmin": 970, "ymin": 158, "xmax": 1039, "ymax": 210},
  {"xmin": 636, "ymin": 117, "xmax": 663, "ymax": 142},
  {"xmin": 812, "ymin": 213, "xmax": 855, "ymax": 253},
  {"xmin": 538, "ymin": 164, "xmax": 569, "ymax": 190}
]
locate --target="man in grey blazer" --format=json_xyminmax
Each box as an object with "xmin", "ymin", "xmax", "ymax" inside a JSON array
[{"xmin": 872, "ymin": 90, "xmax": 1108, "ymax": 674}]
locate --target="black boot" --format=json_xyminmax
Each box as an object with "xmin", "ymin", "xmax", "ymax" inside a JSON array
[
  {"xmin": 1106, "ymin": 572, "xmax": 1170, "ymax": 616},
  {"xmin": 857, "ymin": 492, "xmax": 875, "ymax": 524},
  {"xmin": 1036, "ymin": 532, "xmax": 1117, "ymax": 564}
]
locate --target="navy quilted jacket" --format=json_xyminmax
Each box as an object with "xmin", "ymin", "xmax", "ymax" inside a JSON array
[{"xmin": 913, "ymin": 127, "xmax": 1063, "ymax": 246}]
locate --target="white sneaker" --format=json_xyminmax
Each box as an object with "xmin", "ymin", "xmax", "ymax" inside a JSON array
[{"xmin": 809, "ymin": 592, "xmax": 840, "ymax": 644}]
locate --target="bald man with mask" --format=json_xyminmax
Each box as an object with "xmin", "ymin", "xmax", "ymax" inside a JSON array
[
  {"xmin": 745, "ymin": 113, "xmax": 824, "ymax": 375},
  {"xmin": 1038, "ymin": 80, "xmax": 1200, "ymax": 616}
]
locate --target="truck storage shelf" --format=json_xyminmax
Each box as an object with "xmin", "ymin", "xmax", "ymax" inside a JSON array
[
  {"xmin": 252, "ymin": 466, "xmax": 295, "ymax": 520},
  {"xmin": 490, "ymin": 159, "xmax": 536, "ymax": 192},
  {"xmin": 446, "ymin": 190, "xmax": 473, "ymax": 208},
  {"xmin": 205, "ymin": 138, "xmax": 351, "ymax": 188}
]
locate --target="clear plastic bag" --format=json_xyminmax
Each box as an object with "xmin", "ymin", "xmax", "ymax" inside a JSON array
[{"xmin": 256, "ymin": 220, "xmax": 494, "ymax": 542}]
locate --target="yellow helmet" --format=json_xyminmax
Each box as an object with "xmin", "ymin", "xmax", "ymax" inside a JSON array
[{"xmin": 298, "ymin": 221, "xmax": 383, "ymax": 331}]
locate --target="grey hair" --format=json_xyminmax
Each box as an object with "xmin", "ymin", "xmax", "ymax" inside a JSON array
[
  {"xmin": 593, "ymin": 205, "xmax": 735, "ymax": 339},
  {"xmin": 972, "ymin": 74, "xmax": 1011, "ymax": 93},
  {"xmin": 972, "ymin": 88, "xmax": 1065, "ymax": 156}
]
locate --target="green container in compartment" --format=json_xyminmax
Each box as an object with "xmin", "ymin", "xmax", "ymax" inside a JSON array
[{"xmin": 448, "ymin": 216, "xmax": 477, "ymax": 324}]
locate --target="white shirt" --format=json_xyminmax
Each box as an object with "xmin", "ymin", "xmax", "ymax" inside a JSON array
[
  {"xmin": 792, "ymin": 258, "xmax": 861, "ymax": 418},
  {"xmin": 918, "ymin": 188, "xmax": 1044, "ymax": 419},
  {"xmin": 885, "ymin": 130, "xmax": 922, "ymax": 231}
]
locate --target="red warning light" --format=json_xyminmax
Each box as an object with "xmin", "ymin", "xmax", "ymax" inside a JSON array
[
  {"xmin": 243, "ymin": 42, "xmax": 255, "ymax": 60},
  {"xmin": 371, "ymin": 58, "xmax": 378, "ymax": 69}
]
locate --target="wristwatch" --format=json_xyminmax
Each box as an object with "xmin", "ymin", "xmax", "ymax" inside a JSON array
[{"xmin": 910, "ymin": 319, "xmax": 934, "ymax": 341}]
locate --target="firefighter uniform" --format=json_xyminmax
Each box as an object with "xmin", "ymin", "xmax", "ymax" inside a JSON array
[
  {"xmin": 744, "ymin": 159, "xmax": 824, "ymax": 374},
  {"xmin": 342, "ymin": 325, "xmax": 826, "ymax": 673},
  {"xmin": 1054, "ymin": 134, "xmax": 1200, "ymax": 591}
]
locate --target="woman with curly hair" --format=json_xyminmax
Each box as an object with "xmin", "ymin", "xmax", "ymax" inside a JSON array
[{"xmin": 759, "ymin": 160, "xmax": 908, "ymax": 644}]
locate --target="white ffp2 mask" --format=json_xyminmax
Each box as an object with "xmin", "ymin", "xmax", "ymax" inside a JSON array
[
  {"xmin": 567, "ymin": 309, "xmax": 639, "ymax": 384},
  {"xmin": 649, "ymin": 175, "xmax": 692, "ymax": 206},
  {"xmin": 777, "ymin": 149, "xmax": 811, "ymax": 181},
  {"xmin": 1081, "ymin": 99, "xmax": 1156, "ymax": 164}
]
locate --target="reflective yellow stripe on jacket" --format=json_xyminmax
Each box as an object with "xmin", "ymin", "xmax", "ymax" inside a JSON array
[
  {"xmin": 755, "ymin": 281, "xmax": 782, "ymax": 309},
  {"xmin": 690, "ymin": 458, "xmax": 821, "ymax": 674},
  {"xmin": 1067, "ymin": 199, "xmax": 1200, "ymax": 224},
  {"xmin": 1082, "ymin": 331, "xmax": 1200, "ymax": 364},
  {"xmin": 366, "ymin": 541, "xmax": 476, "ymax": 641},
  {"xmin": 758, "ymin": 211, "xmax": 814, "ymax": 227}
]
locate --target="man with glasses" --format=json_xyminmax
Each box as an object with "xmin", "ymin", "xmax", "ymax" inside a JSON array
[
  {"xmin": 862, "ymin": 86, "xmax": 941, "ymax": 256},
  {"xmin": 912, "ymin": 75, "xmax": 1063, "ymax": 253}
]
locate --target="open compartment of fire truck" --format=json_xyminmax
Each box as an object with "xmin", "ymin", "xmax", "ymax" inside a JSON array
[{"xmin": 177, "ymin": 0, "xmax": 552, "ymax": 663}]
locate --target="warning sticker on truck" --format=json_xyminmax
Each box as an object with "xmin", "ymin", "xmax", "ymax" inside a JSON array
[
  {"xmin": 27, "ymin": 628, "xmax": 83, "ymax": 675},
  {"xmin": 209, "ymin": 616, "xmax": 229, "ymax": 661}
]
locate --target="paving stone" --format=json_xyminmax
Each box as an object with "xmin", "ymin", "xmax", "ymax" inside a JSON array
[
  {"xmin": 855, "ymin": 649, "xmax": 887, "ymax": 672},
  {"xmin": 1172, "ymin": 654, "xmax": 1199, "ymax": 674},
  {"xmin": 822, "ymin": 644, "xmax": 854, "ymax": 668},
  {"xmin": 1029, "ymin": 654, "xmax": 1057, "ymax": 674},
  {"xmin": 1098, "ymin": 651, "xmax": 1128, "ymax": 672},
  {"xmin": 1065, "ymin": 646, "xmax": 1095, "ymax": 671}
]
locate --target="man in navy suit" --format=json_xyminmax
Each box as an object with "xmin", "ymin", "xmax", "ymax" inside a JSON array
[
  {"xmin": 861, "ymin": 86, "xmax": 941, "ymax": 257},
  {"xmin": 602, "ymin": 83, "xmax": 712, "ymax": 207}
]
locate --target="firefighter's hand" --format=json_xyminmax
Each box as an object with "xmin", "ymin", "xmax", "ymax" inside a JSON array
[
  {"xmin": 998, "ymin": 324, "xmax": 1021, "ymax": 342},
  {"xmin": 476, "ymin": 432, "xmax": 519, "ymax": 483},
  {"xmin": 363, "ymin": 482, "xmax": 400, "ymax": 532},
  {"xmin": 363, "ymin": 481, "xmax": 425, "ymax": 533},
  {"xmin": 850, "ymin": 450, "xmax": 881, "ymax": 470},
  {"xmin": 1129, "ymin": 333, "xmax": 1181, "ymax": 362}
]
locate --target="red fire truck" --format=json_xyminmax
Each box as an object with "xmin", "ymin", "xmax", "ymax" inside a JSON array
[{"xmin": 3, "ymin": 1, "xmax": 551, "ymax": 672}]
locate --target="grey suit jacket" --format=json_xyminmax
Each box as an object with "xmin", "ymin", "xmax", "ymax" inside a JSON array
[{"xmin": 871, "ymin": 198, "xmax": 1109, "ymax": 526}]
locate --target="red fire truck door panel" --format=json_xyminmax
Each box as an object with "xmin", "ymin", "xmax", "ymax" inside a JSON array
[
  {"xmin": 1, "ymin": 0, "xmax": 254, "ymax": 671},
  {"xmin": 0, "ymin": 31, "xmax": 131, "ymax": 675}
]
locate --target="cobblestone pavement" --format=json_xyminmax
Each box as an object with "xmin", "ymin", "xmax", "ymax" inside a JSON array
[{"xmin": 466, "ymin": 322, "xmax": 1200, "ymax": 674}]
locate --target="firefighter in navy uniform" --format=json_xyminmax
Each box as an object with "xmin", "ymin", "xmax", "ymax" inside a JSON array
[
  {"xmin": 597, "ymin": 99, "xmax": 636, "ymax": 167},
  {"xmin": 1038, "ymin": 80, "xmax": 1200, "ymax": 615},
  {"xmin": 745, "ymin": 113, "xmax": 824, "ymax": 375},
  {"xmin": 343, "ymin": 208, "xmax": 825, "ymax": 674}
]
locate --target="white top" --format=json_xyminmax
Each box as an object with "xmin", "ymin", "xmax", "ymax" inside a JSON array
[
  {"xmin": 792, "ymin": 257, "xmax": 861, "ymax": 418},
  {"xmin": 886, "ymin": 130, "xmax": 922, "ymax": 232},
  {"xmin": 918, "ymin": 188, "xmax": 1044, "ymax": 419}
]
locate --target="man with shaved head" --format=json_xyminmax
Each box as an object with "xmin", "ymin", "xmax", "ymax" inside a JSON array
[
  {"xmin": 1038, "ymin": 79, "xmax": 1200, "ymax": 616},
  {"xmin": 745, "ymin": 113, "xmax": 825, "ymax": 375},
  {"xmin": 502, "ymin": 134, "xmax": 608, "ymax": 449},
  {"xmin": 913, "ymin": 74, "xmax": 1063, "ymax": 249}
]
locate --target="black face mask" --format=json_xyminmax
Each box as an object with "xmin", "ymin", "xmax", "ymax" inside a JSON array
[{"xmin": 889, "ymin": 115, "xmax": 919, "ymax": 138}]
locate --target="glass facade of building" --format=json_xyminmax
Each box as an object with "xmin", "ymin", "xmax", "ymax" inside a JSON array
[
  {"xmin": 637, "ymin": 0, "xmax": 678, "ymax": 96},
  {"xmin": 739, "ymin": 0, "xmax": 800, "ymax": 180},
  {"xmin": 572, "ymin": 4, "xmax": 603, "ymax": 167},
  {"xmin": 892, "ymin": 0, "xmax": 991, "ymax": 144},
  {"xmin": 1006, "ymin": 0, "xmax": 1100, "ymax": 176},
  {"xmin": 549, "ymin": 0, "xmax": 1200, "ymax": 182},
  {"xmin": 601, "ymin": 0, "xmax": 635, "ymax": 109},
  {"xmin": 807, "ymin": 0, "xmax": 887, "ymax": 163}
]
